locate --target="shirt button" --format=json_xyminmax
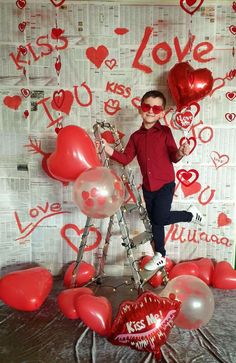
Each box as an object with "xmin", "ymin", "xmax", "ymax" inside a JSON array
[{"xmin": 148, "ymin": 171, "xmax": 151, "ymax": 174}]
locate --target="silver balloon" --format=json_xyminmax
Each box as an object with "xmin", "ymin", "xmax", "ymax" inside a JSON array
[
  {"xmin": 160, "ymin": 275, "xmax": 215, "ymax": 330},
  {"xmin": 73, "ymin": 167, "xmax": 125, "ymax": 218}
]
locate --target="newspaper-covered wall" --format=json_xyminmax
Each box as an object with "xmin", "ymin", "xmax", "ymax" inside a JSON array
[{"xmin": 0, "ymin": 0, "xmax": 235, "ymax": 276}]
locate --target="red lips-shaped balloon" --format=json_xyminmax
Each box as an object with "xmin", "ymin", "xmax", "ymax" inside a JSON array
[
  {"xmin": 168, "ymin": 62, "xmax": 214, "ymax": 110},
  {"xmin": 75, "ymin": 294, "xmax": 112, "ymax": 336},
  {"xmin": 0, "ymin": 267, "xmax": 53, "ymax": 311},
  {"xmin": 47, "ymin": 125, "xmax": 101, "ymax": 182}
]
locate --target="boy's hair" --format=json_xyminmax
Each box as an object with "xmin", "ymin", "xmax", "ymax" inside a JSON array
[{"xmin": 141, "ymin": 90, "xmax": 166, "ymax": 108}]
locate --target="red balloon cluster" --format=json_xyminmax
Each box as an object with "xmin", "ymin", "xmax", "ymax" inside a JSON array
[
  {"xmin": 168, "ymin": 62, "xmax": 214, "ymax": 111},
  {"xmin": 140, "ymin": 256, "xmax": 236, "ymax": 289}
]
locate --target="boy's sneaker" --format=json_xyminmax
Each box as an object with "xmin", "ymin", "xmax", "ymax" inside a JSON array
[
  {"xmin": 188, "ymin": 205, "xmax": 205, "ymax": 226},
  {"xmin": 144, "ymin": 252, "xmax": 166, "ymax": 271}
]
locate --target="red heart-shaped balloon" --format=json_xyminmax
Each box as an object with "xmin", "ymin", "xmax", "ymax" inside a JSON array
[
  {"xmin": 139, "ymin": 256, "xmax": 174, "ymax": 288},
  {"xmin": 63, "ymin": 261, "xmax": 96, "ymax": 288},
  {"xmin": 47, "ymin": 125, "xmax": 101, "ymax": 182},
  {"xmin": 41, "ymin": 153, "xmax": 69, "ymax": 186},
  {"xmin": 169, "ymin": 261, "xmax": 200, "ymax": 280},
  {"xmin": 212, "ymin": 261, "xmax": 236, "ymax": 289},
  {"xmin": 168, "ymin": 62, "xmax": 213, "ymax": 110},
  {"xmin": 75, "ymin": 294, "xmax": 112, "ymax": 336},
  {"xmin": 0, "ymin": 267, "xmax": 53, "ymax": 311},
  {"xmin": 188, "ymin": 258, "xmax": 214, "ymax": 285},
  {"xmin": 57, "ymin": 287, "xmax": 94, "ymax": 319}
]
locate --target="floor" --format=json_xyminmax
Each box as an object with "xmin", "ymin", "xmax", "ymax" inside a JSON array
[{"xmin": 1, "ymin": 276, "xmax": 236, "ymax": 363}]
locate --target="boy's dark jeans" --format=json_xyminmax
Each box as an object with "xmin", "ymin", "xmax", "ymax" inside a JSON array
[{"xmin": 142, "ymin": 181, "xmax": 192, "ymax": 257}]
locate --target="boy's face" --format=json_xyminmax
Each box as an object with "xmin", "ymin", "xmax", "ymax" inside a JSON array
[{"xmin": 139, "ymin": 96, "xmax": 165, "ymax": 127}]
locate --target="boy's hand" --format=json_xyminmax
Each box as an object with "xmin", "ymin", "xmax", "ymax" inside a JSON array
[
  {"xmin": 95, "ymin": 138, "xmax": 114, "ymax": 156},
  {"xmin": 178, "ymin": 142, "xmax": 190, "ymax": 158}
]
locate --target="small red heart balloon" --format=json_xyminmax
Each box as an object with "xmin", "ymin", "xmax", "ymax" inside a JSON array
[
  {"xmin": 169, "ymin": 261, "xmax": 200, "ymax": 280},
  {"xmin": 57, "ymin": 287, "xmax": 94, "ymax": 319},
  {"xmin": 47, "ymin": 125, "xmax": 101, "ymax": 182},
  {"xmin": 212, "ymin": 261, "xmax": 236, "ymax": 289},
  {"xmin": 168, "ymin": 62, "xmax": 213, "ymax": 110},
  {"xmin": 0, "ymin": 267, "xmax": 53, "ymax": 311},
  {"xmin": 190, "ymin": 258, "xmax": 214, "ymax": 285},
  {"xmin": 42, "ymin": 153, "xmax": 69, "ymax": 186},
  {"xmin": 63, "ymin": 261, "xmax": 96, "ymax": 288},
  {"xmin": 75, "ymin": 294, "xmax": 112, "ymax": 336}
]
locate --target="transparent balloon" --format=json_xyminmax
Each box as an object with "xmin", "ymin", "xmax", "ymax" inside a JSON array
[
  {"xmin": 160, "ymin": 275, "xmax": 215, "ymax": 330},
  {"xmin": 73, "ymin": 167, "xmax": 125, "ymax": 218}
]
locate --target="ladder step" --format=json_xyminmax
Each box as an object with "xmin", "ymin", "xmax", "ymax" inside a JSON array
[
  {"xmin": 122, "ymin": 203, "xmax": 138, "ymax": 213},
  {"xmin": 131, "ymin": 231, "xmax": 152, "ymax": 246},
  {"xmin": 139, "ymin": 267, "xmax": 169, "ymax": 287}
]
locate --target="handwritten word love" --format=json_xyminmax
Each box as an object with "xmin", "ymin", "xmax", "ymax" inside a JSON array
[
  {"xmin": 165, "ymin": 224, "xmax": 231, "ymax": 247},
  {"xmin": 14, "ymin": 202, "xmax": 70, "ymax": 240},
  {"xmin": 132, "ymin": 27, "xmax": 215, "ymax": 74},
  {"xmin": 9, "ymin": 33, "xmax": 68, "ymax": 70}
]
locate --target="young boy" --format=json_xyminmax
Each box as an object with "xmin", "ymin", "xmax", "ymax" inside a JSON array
[{"xmin": 101, "ymin": 90, "xmax": 204, "ymax": 271}]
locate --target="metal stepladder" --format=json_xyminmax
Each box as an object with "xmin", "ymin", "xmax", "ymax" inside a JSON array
[{"xmin": 70, "ymin": 121, "xmax": 168, "ymax": 292}]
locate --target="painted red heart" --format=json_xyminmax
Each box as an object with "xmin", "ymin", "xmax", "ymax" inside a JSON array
[
  {"xmin": 168, "ymin": 62, "xmax": 213, "ymax": 110},
  {"xmin": 229, "ymin": 25, "xmax": 236, "ymax": 35},
  {"xmin": 181, "ymin": 181, "xmax": 201, "ymax": 197},
  {"xmin": 225, "ymin": 113, "xmax": 236, "ymax": 122},
  {"xmin": 23, "ymin": 110, "xmax": 29, "ymax": 118},
  {"xmin": 212, "ymin": 261, "xmax": 236, "ymax": 289},
  {"xmin": 101, "ymin": 130, "xmax": 125, "ymax": 144},
  {"xmin": 47, "ymin": 125, "xmax": 101, "ymax": 182},
  {"xmin": 209, "ymin": 77, "xmax": 225, "ymax": 96},
  {"xmin": 60, "ymin": 224, "xmax": 102, "ymax": 252},
  {"xmin": 57, "ymin": 287, "xmax": 94, "ymax": 319},
  {"xmin": 180, "ymin": 0, "xmax": 204, "ymax": 15},
  {"xmin": 225, "ymin": 91, "xmax": 236, "ymax": 100},
  {"xmin": 169, "ymin": 262, "xmax": 200, "ymax": 280},
  {"xmin": 18, "ymin": 21, "xmax": 27, "ymax": 32},
  {"xmin": 217, "ymin": 212, "xmax": 231, "ymax": 227},
  {"xmin": 109, "ymin": 291, "xmax": 181, "ymax": 360},
  {"xmin": 3, "ymin": 95, "xmax": 22, "ymax": 110},
  {"xmin": 50, "ymin": 0, "xmax": 65, "ymax": 7},
  {"xmin": 105, "ymin": 59, "xmax": 117, "ymax": 70},
  {"xmin": 16, "ymin": 0, "xmax": 26, "ymax": 9},
  {"xmin": 51, "ymin": 90, "xmax": 73, "ymax": 115},
  {"xmin": 174, "ymin": 110, "xmax": 193, "ymax": 129},
  {"xmin": 188, "ymin": 258, "xmax": 214, "ymax": 285},
  {"xmin": 131, "ymin": 96, "xmax": 141, "ymax": 109},
  {"xmin": 55, "ymin": 57, "xmax": 62, "ymax": 75},
  {"xmin": 176, "ymin": 168, "xmax": 199, "ymax": 186},
  {"xmin": 86, "ymin": 45, "xmax": 109, "ymax": 68},
  {"xmin": 63, "ymin": 261, "xmax": 96, "ymax": 288},
  {"xmin": 233, "ymin": 2, "xmax": 236, "ymax": 12},
  {"xmin": 75, "ymin": 294, "xmax": 112, "ymax": 337},
  {"xmin": 210, "ymin": 151, "xmax": 229, "ymax": 169},
  {"xmin": 179, "ymin": 137, "xmax": 197, "ymax": 154},
  {"xmin": 21, "ymin": 88, "xmax": 30, "ymax": 98},
  {"xmin": 18, "ymin": 45, "xmax": 27, "ymax": 55},
  {"xmin": 0, "ymin": 267, "xmax": 53, "ymax": 311},
  {"xmin": 51, "ymin": 27, "xmax": 64, "ymax": 39}
]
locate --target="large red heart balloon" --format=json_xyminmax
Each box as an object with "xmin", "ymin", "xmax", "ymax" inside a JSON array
[
  {"xmin": 190, "ymin": 258, "xmax": 214, "ymax": 286},
  {"xmin": 212, "ymin": 261, "xmax": 236, "ymax": 289},
  {"xmin": 75, "ymin": 294, "xmax": 112, "ymax": 336},
  {"xmin": 47, "ymin": 125, "xmax": 101, "ymax": 182},
  {"xmin": 0, "ymin": 267, "xmax": 53, "ymax": 311},
  {"xmin": 168, "ymin": 62, "xmax": 213, "ymax": 110},
  {"xmin": 169, "ymin": 261, "xmax": 200, "ymax": 280},
  {"xmin": 57, "ymin": 287, "xmax": 94, "ymax": 319},
  {"xmin": 108, "ymin": 291, "xmax": 181, "ymax": 360},
  {"xmin": 63, "ymin": 261, "xmax": 96, "ymax": 288}
]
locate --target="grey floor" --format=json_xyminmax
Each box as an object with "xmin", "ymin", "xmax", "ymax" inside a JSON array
[{"xmin": 0, "ymin": 276, "xmax": 236, "ymax": 363}]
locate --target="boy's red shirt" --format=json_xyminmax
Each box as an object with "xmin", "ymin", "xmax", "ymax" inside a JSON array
[{"xmin": 110, "ymin": 121, "xmax": 179, "ymax": 192}]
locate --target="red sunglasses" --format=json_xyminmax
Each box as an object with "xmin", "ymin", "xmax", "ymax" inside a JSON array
[{"xmin": 141, "ymin": 103, "xmax": 163, "ymax": 114}]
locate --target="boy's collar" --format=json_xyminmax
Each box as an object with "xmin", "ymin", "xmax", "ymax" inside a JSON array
[{"xmin": 140, "ymin": 120, "xmax": 162, "ymax": 131}]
